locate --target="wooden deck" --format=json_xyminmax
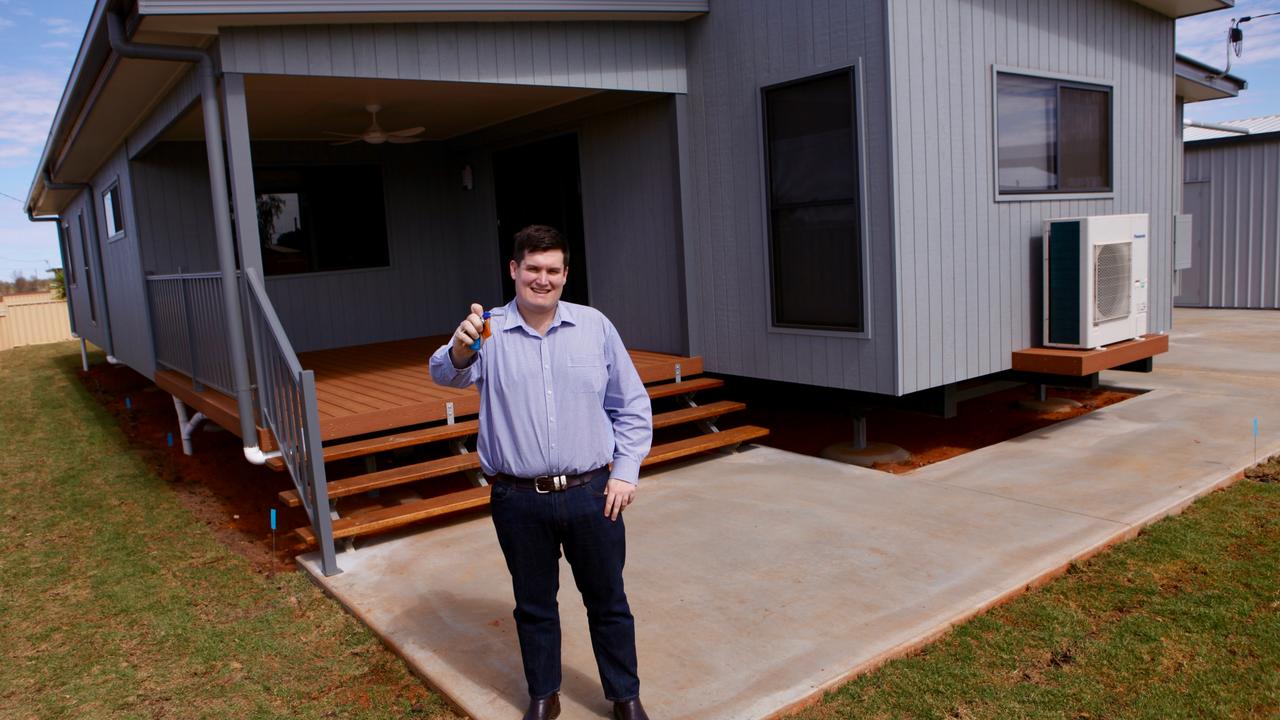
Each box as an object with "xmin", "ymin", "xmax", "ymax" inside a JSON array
[
  {"xmin": 1011, "ymin": 334, "xmax": 1169, "ymax": 377},
  {"xmin": 160, "ymin": 335, "xmax": 704, "ymax": 443}
]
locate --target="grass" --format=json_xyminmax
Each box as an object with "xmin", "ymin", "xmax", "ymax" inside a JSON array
[
  {"xmin": 2, "ymin": 342, "xmax": 1278, "ymax": 719},
  {"xmin": 0, "ymin": 343, "xmax": 458, "ymax": 720},
  {"xmin": 795, "ymin": 456, "xmax": 1280, "ymax": 720}
]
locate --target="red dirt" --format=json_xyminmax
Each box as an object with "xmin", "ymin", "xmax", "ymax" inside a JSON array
[{"xmin": 79, "ymin": 360, "xmax": 1136, "ymax": 569}]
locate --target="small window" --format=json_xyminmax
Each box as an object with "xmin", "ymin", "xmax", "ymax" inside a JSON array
[
  {"xmin": 254, "ymin": 165, "xmax": 390, "ymax": 277},
  {"xmin": 78, "ymin": 212, "xmax": 97, "ymax": 324},
  {"xmin": 996, "ymin": 71, "xmax": 1112, "ymax": 195},
  {"xmin": 762, "ymin": 68, "xmax": 864, "ymax": 332},
  {"xmin": 63, "ymin": 222, "xmax": 77, "ymax": 287},
  {"xmin": 103, "ymin": 184, "xmax": 125, "ymax": 239}
]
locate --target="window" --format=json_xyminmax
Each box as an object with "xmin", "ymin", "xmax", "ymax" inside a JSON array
[
  {"xmin": 103, "ymin": 183, "xmax": 125, "ymax": 239},
  {"xmin": 63, "ymin": 222, "xmax": 77, "ymax": 287},
  {"xmin": 762, "ymin": 68, "xmax": 865, "ymax": 332},
  {"xmin": 996, "ymin": 71, "xmax": 1112, "ymax": 195},
  {"xmin": 77, "ymin": 212, "xmax": 96, "ymax": 324},
  {"xmin": 254, "ymin": 165, "xmax": 390, "ymax": 277}
]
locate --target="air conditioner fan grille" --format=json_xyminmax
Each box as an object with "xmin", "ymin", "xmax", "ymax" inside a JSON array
[{"xmin": 1094, "ymin": 242, "xmax": 1132, "ymax": 324}]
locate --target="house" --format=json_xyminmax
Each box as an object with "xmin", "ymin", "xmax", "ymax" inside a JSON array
[
  {"xmin": 26, "ymin": 0, "xmax": 1238, "ymax": 573},
  {"xmin": 1179, "ymin": 111, "xmax": 1279, "ymax": 309}
]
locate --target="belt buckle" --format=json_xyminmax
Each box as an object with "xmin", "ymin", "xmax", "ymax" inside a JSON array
[{"xmin": 534, "ymin": 474, "xmax": 568, "ymax": 493}]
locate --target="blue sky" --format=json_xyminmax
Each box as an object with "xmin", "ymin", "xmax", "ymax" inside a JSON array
[{"xmin": 0, "ymin": 1, "xmax": 1278, "ymax": 281}]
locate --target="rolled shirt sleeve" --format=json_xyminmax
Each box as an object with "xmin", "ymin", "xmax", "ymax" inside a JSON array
[{"xmin": 429, "ymin": 343, "xmax": 481, "ymax": 388}]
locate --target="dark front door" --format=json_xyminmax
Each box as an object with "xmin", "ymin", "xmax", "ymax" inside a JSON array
[{"xmin": 492, "ymin": 133, "xmax": 588, "ymax": 305}]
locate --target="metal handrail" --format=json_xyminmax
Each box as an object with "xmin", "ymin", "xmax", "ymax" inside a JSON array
[{"xmin": 243, "ymin": 267, "xmax": 340, "ymax": 576}]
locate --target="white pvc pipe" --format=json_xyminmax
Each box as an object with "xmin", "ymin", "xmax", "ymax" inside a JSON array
[
  {"xmin": 171, "ymin": 396, "xmax": 207, "ymax": 456},
  {"xmin": 79, "ymin": 338, "xmax": 88, "ymax": 372},
  {"xmin": 243, "ymin": 445, "xmax": 283, "ymax": 465}
]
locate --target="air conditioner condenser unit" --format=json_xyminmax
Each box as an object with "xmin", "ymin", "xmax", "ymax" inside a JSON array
[{"xmin": 1043, "ymin": 213, "xmax": 1149, "ymax": 349}]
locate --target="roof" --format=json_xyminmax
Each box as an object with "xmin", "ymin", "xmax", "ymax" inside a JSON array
[
  {"xmin": 1175, "ymin": 53, "xmax": 1247, "ymax": 102},
  {"xmin": 1184, "ymin": 114, "xmax": 1280, "ymax": 143}
]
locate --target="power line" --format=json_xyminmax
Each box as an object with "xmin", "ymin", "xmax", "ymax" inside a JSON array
[{"xmin": 0, "ymin": 191, "xmax": 25, "ymax": 204}]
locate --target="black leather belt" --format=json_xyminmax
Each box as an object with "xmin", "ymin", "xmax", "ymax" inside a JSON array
[{"xmin": 493, "ymin": 467, "xmax": 604, "ymax": 493}]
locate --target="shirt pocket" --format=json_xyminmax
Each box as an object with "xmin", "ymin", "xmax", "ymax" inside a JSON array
[{"xmin": 567, "ymin": 353, "xmax": 607, "ymax": 394}]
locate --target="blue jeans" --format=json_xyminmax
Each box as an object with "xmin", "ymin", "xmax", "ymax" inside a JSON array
[{"xmin": 490, "ymin": 469, "xmax": 639, "ymax": 701}]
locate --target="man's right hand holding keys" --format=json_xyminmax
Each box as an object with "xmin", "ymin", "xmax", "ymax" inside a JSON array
[{"xmin": 449, "ymin": 302, "xmax": 486, "ymax": 367}]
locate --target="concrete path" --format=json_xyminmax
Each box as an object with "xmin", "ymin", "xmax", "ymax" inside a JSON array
[{"xmin": 299, "ymin": 308, "xmax": 1280, "ymax": 720}]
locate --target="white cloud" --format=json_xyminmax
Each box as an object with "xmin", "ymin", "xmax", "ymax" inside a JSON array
[
  {"xmin": 14, "ymin": 7, "xmax": 32, "ymax": 16},
  {"xmin": 0, "ymin": 71, "xmax": 63, "ymax": 170},
  {"xmin": 41, "ymin": 17, "xmax": 76, "ymax": 36},
  {"xmin": 0, "ymin": 18, "xmax": 13, "ymax": 29},
  {"xmin": 39, "ymin": 41, "xmax": 69, "ymax": 49},
  {"xmin": 1178, "ymin": 0, "xmax": 1280, "ymax": 68}
]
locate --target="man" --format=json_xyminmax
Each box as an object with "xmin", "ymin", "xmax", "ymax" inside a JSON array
[{"xmin": 429, "ymin": 225, "xmax": 653, "ymax": 720}]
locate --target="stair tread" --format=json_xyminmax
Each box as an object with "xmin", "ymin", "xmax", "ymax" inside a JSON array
[
  {"xmin": 642, "ymin": 425, "xmax": 770, "ymax": 466},
  {"xmin": 645, "ymin": 376, "xmax": 723, "ymax": 400},
  {"xmin": 278, "ymin": 453, "xmax": 481, "ymax": 507},
  {"xmin": 652, "ymin": 400, "xmax": 745, "ymax": 430},
  {"xmin": 296, "ymin": 486, "xmax": 493, "ymax": 544}
]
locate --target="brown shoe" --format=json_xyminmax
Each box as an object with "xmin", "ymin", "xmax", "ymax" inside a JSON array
[
  {"xmin": 613, "ymin": 697, "xmax": 650, "ymax": 720},
  {"xmin": 523, "ymin": 692, "xmax": 560, "ymax": 720}
]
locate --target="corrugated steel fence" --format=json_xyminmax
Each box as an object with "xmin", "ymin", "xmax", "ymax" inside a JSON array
[{"xmin": 0, "ymin": 293, "xmax": 74, "ymax": 351}]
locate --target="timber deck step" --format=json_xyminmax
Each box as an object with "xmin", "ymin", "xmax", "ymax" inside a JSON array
[
  {"xmin": 652, "ymin": 400, "xmax": 745, "ymax": 429},
  {"xmin": 278, "ymin": 453, "xmax": 481, "ymax": 507},
  {"xmin": 269, "ymin": 376, "xmax": 727, "ymax": 471},
  {"xmin": 296, "ymin": 486, "xmax": 493, "ymax": 545},
  {"xmin": 293, "ymin": 425, "xmax": 771, "ymax": 547}
]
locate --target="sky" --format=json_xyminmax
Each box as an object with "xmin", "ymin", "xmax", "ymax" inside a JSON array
[{"xmin": 0, "ymin": 1, "xmax": 1279, "ymax": 281}]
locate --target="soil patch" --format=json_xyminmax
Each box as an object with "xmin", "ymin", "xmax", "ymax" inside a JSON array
[
  {"xmin": 78, "ymin": 361, "xmax": 304, "ymax": 575},
  {"xmin": 724, "ymin": 378, "xmax": 1137, "ymax": 473}
]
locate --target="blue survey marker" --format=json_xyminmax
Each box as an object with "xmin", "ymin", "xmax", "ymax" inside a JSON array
[
  {"xmin": 1254, "ymin": 418, "xmax": 1260, "ymax": 437},
  {"xmin": 125, "ymin": 396, "xmax": 132, "ymax": 410},
  {"xmin": 167, "ymin": 432, "xmax": 174, "ymax": 447},
  {"xmin": 270, "ymin": 508, "xmax": 277, "ymax": 531}
]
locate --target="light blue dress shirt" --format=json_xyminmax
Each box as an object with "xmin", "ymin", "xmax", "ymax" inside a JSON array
[{"xmin": 428, "ymin": 299, "xmax": 653, "ymax": 484}]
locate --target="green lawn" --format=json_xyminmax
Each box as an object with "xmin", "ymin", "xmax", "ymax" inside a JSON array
[
  {"xmin": 2, "ymin": 342, "xmax": 1277, "ymax": 719},
  {"xmin": 0, "ymin": 343, "xmax": 458, "ymax": 720}
]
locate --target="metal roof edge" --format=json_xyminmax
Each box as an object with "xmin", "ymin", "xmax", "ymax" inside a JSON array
[{"xmin": 136, "ymin": 0, "xmax": 708, "ymax": 15}]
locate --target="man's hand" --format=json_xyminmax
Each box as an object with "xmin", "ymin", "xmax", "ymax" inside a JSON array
[
  {"xmin": 449, "ymin": 302, "xmax": 486, "ymax": 367},
  {"xmin": 603, "ymin": 478, "xmax": 636, "ymax": 521}
]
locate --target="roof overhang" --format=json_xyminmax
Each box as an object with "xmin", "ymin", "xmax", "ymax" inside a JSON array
[
  {"xmin": 26, "ymin": 0, "xmax": 707, "ymax": 216},
  {"xmin": 135, "ymin": 0, "xmax": 708, "ymax": 34},
  {"xmin": 1130, "ymin": 0, "xmax": 1233, "ymax": 18},
  {"xmin": 1175, "ymin": 53, "xmax": 1247, "ymax": 102}
]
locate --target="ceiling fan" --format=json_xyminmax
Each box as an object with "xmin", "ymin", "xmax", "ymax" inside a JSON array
[{"xmin": 324, "ymin": 104, "xmax": 425, "ymax": 145}]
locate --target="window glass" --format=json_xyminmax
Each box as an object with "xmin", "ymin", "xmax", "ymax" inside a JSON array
[
  {"xmin": 997, "ymin": 72, "xmax": 1111, "ymax": 194},
  {"xmin": 763, "ymin": 69, "xmax": 864, "ymax": 332},
  {"xmin": 103, "ymin": 185, "xmax": 124, "ymax": 238},
  {"xmin": 254, "ymin": 165, "xmax": 390, "ymax": 276}
]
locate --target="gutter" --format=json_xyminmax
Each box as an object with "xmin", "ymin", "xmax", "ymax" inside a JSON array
[
  {"xmin": 1184, "ymin": 119, "xmax": 1251, "ymax": 135},
  {"xmin": 105, "ymin": 9, "xmax": 266, "ymax": 463},
  {"xmin": 42, "ymin": 170, "xmax": 116, "ymax": 362}
]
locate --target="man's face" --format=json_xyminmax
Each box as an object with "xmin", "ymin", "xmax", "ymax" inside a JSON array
[{"xmin": 509, "ymin": 249, "xmax": 568, "ymax": 314}]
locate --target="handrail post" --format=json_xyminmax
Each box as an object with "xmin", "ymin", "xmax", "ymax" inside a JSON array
[
  {"xmin": 179, "ymin": 274, "xmax": 204, "ymax": 392},
  {"xmin": 302, "ymin": 369, "xmax": 340, "ymax": 576}
]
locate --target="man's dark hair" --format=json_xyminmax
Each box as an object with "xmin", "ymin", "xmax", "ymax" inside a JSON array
[{"xmin": 512, "ymin": 225, "xmax": 570, "ymax": 266}]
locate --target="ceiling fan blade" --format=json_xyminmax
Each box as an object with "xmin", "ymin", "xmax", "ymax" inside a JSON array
[
  {"xmin": 387, "ymin": 126, "xmax": 425, "ymax": 137},
  {"xmin": 330, "ymin": 138, "xmax": 364, "ymax": 146},
  {"xmin": 322, "ymin": 130, "xmax": 364, "ymax": 138},
  {"xmin": 386, "ymin": 136, "xmax": 425, "ymax": 144}
]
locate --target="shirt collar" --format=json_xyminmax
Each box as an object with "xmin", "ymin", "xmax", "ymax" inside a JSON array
[{"xmin": 501, "ymin": 298, "xmax": 577, "ymax": 336}]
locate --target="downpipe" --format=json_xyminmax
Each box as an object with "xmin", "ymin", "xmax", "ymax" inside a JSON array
[
  {"xmin": 107, "ymin": 10, "xmax": 265, "ymax": 460},
  {"xmin": 171, "ymin": 396, "xmax": 206, "ymax": 456}
]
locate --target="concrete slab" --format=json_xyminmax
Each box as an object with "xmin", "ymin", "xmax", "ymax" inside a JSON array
[{"xmin": 299, "ymin": 308, "xmax": 1280, "ymax": 720}]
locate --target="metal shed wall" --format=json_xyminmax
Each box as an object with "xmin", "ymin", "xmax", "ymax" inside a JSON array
[
  {"xmin": 679, "ymin": 0, "xmax": 899, "ymax": 395},
  {"xmin": 92, "ymin": 146, "xmax": 156, "ymax": 377},
  {"xmin": 887, "ymin": 0, "xmax": 1176, "ymax": 394},
  {"xmin": 218, "ymin": 21, "xmax": 687, "ymax": 93},
  {"xmin": 1179, "ymin": 136, "xmax": 1280, "ymax": 309},
  {"xmin": 62, "ymin": 191, "xmax": 110, "ymax": 353},
  {"xmin": 131, "ymin": 142, "xmax": 221, "ymax": 274}
]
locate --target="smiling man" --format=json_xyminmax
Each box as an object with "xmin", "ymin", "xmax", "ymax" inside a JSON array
[{"xmin": 429, "ymin": 225, "xmax": 653, "ymax": 720}]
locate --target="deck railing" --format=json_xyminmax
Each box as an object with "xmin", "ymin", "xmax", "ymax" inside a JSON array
[
  {"xmin": 146, "ymin": 272, "xmax": 236, "ymax": 395},
  {"xmin": 243, "ymin": 268, "xmax": 340, "ymax": 576}
]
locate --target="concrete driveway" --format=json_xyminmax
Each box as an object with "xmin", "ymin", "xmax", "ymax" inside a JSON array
[{"xmin": 299, "ymin": 308, "xmax": 1280, "ymax": 720}]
